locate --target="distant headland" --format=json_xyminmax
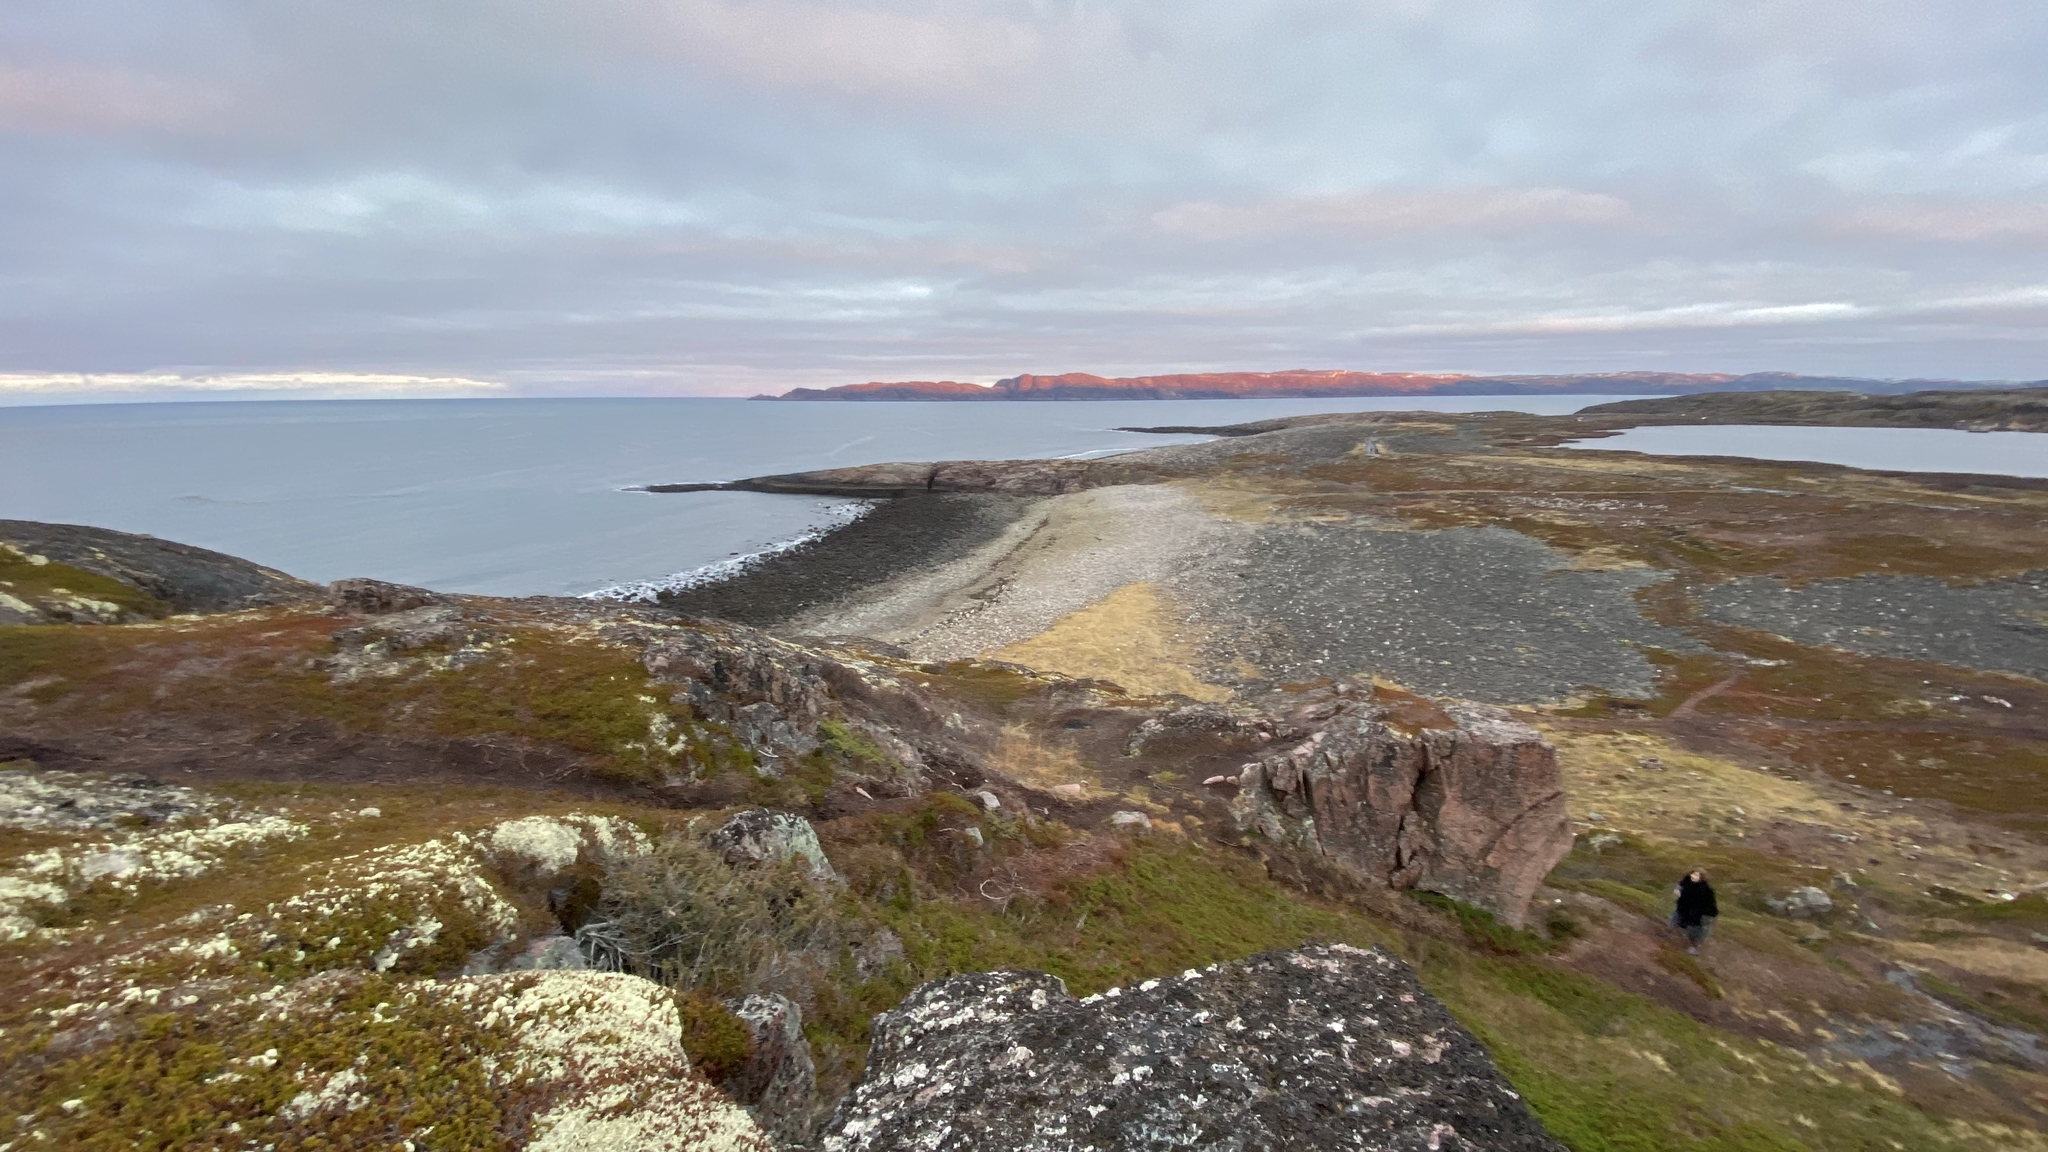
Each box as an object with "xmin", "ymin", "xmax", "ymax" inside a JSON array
[{"xmin": 755, "ymin": 369, "xmax": 2035, "ymax": 401}]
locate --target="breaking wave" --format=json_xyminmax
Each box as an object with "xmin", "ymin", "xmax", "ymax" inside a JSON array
[{"xmin": 580, "ymin": 500, "xmax": 873, "ymax": 602}]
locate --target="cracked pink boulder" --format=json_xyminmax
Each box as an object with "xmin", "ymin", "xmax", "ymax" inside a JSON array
[{"xmin": 1232, "ymin": 700, "xmax": 1572, "ymax": 928}]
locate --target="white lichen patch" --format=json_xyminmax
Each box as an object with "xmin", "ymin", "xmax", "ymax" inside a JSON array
[
  {"xmin": 251, "ymin": 832, "xmax": 520, "ymax": 973},
  {"xmin": 239, "ymin": 813, "xmax": 646, "ymax": 976},
  {"xmin": 487, "ymin": 814, "xmax": 647, "ymax": 873},
  {"xmin": 0, "ymin": 766, "xmax": 212, "ymax": 832},
  {"xmin": 442, "ymin": 971, "xmax": 772, "ymax": 1152},
  {"xmin": 0, "ymin": 769, "xmax": 309, "ymax": 941},
  {"xmin": 0, "ymin": 875, "xmax": 68, "ymax": 941}
]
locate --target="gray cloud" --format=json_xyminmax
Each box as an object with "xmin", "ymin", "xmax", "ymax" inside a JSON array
[{"xmin": 2, "ymin": 0, "xmax": 2045, "ymax": 401}]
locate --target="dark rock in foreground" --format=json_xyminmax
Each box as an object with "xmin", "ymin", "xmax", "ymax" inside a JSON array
[{"xmin": 820, "ymin": 943, "xmax": 1564, "ymax": 1152}]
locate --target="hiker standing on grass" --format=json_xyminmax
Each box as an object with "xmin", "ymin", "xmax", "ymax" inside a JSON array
[{"xmin": 1672, "ymin": 869, "xmax": 1718, "ymax": 954}]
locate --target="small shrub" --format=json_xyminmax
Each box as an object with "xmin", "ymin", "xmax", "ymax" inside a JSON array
[
  {"xmin": 677, "ymin": 989, "xmax": 755, "ymax": 1082},
  {"xmin": 591, "ymin": 835, "xmax": 830, "ymax": 994},
  {"xmin": 1544, "ymin": 907, "xmax": 1586, "ymax": 943}
]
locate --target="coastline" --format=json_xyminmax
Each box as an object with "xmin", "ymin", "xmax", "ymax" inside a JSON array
[
  {"xmin": 649, "ymin": 493, "xmax": 1042, "ymax": 628},
  {"xmin": 638, "ymin": 398, "xmax": 2048, "ymax": 709}
]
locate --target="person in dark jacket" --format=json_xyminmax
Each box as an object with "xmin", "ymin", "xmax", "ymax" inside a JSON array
[{"xmin": 1671, "ymin": 869, "xmax": 1718, "ymax": 954}]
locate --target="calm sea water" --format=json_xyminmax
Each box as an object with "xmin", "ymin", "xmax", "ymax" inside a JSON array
[
  {"xmin": 1571, "ymin": 424, "xmax": 2048, "ymax": 479},
  {"xmin": 0, "ymin": 395, "xmax": 1627, "ymax": 597}
]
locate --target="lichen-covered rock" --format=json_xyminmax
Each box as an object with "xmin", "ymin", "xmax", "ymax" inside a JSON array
[
  {"xmin": 322, "ymin": 603, "xmax": 504, "ymax": 682},
  {"xmin": 487, "ymin": 813, "xmax": 648, "ymax": 872},
  {"xmin": 1233, "ymin": 700, "xmax": 1571, "ymax": 927},
  {"xmin": 820, "ymin": 943, "xmax": 1563, "ymax": 1152},
  {"xmin": 708, "ymin": 808, "xmax": 840, "ymax": 882},
  {"xmin": 630, "ymin": 620, "xmax": 978, "ymax": 789},
  {"xmin": 1766, "ymin": 886, "xmax": 1835, "ymax": 919},
  {"xmin": 469, "ymin": 971, "xmax": 774, "ymax": 1152},
  {"xmin": 725, "ymin": 992, "xmax": 821, "ymax": 1146}
]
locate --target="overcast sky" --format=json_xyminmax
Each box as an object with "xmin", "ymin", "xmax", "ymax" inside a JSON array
[{"xmin": 2, "ymin": 0, "xmax": 2045, "ymax": 401}]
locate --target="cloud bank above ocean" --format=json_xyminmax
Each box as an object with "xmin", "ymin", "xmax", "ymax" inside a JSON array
[{"xmin": 3, "ymin": 0, "xmax": 2045, "ymax": 401}]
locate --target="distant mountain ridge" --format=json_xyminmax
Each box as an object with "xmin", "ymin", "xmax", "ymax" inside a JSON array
[{"xmin": 758, "ymin": 370, "xmax": 2032, "ymax": 401}]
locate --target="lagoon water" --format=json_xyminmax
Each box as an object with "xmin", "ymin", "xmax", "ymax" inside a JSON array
[
  {"xmin": 1570, "ymin": 424, "xmax": 2048, "ymax": 480},
  {"xmin": 1, "ymin": 394, "xmax": 1624, "ymax": 597}
]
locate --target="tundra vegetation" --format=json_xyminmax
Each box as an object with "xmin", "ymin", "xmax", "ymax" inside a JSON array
[{"xmin": 2, "ymin": 397, "xmax": 2046, "ymax": 1150}]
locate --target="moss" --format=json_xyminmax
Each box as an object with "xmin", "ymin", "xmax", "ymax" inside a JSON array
[
  {"xmin": 7, "ymin": 973, "xmax": 537, "ymax": 1152},
  {"xmin": 0, "ymin": 618, "xmax": 767, "ymax": 787},
  {"xmin": 0, "ymin": 624, "xmax": 135, "ymax": 698},
  {"xmin": 1955, "ymin": 893, "xmax": 2048, "ymax": 930},
  {"xmin": 677, "ymin": 989, "xmax": 756, "ymax": 1082},
  {"xmin": 252, "ymin": 882, "xmax": 501, "ymax": 981},
  {"xmin": 831, "ymin": 822, "xmax": 1388, "ymax": 997},
  {"xmin": 818, "ymin": 718, "xmax": 888, "ymax": 765},
  {"xmin": 1410, "ymin": 890, "xmax": 1558, "ymax": 955},
  {"xmin": 1549, "ymin": 833, "xmax": 1828, "ymax": 922}
]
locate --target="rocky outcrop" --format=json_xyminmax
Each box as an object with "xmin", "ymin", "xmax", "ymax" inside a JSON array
[
  {"xmin": 723, "ymin": 992, "xmax": 821, "ymax": 1146},
  {"xmin": 709, "ymin": 809, "xmax": 840, "ymax": 882},
  {"xmin": 1232, "ymin": 700, "xmax": 1571, "ymax": 928},
  {"xmin": 819, "ymin": 943, "xmax": 1564, "ymax": 1152},
  {"xmin": 0, "ymin": 519, "xmax": 318, "ymax": 617},
  {"xmin": 327, "ymin": 577, "xmax": 446, "ymax": 614},
  {"xmin": 321, "ymin": 603, "xmax": 503, "ymax": 682},
  {"xmin": 629, "ymin": 620, "xmax": 991, "ymax": 792}
]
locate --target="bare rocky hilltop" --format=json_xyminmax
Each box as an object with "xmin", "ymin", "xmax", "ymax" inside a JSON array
[{"xmin": 5, "ymin": 385, "xmax": 2048, "ymax": 1151}]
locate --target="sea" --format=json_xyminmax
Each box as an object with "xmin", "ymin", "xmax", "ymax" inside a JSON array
[{"xmin": 3, "ymin": 396, "xmax": 2041, "ymax": 598}]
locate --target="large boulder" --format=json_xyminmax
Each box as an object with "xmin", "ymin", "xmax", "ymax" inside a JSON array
[
  {"xmin": 819, "ymin": 943, "xmax": 1563, "ymax": 1152},
  {"xmin": 1232, "ymin": 700, "xmax": 1571, "ymax": 927}
]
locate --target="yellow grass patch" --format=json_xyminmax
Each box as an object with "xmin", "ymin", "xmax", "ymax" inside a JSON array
[
  {"xmin": 1886, "ymin": 938, "xmax": 2048, "ymax": 985},
  {"xmin": 992, "ymin": 723, "xmax": 1094, "ymax": 793},
  {"xmin": 1545, "ymin": 729, "xmax": 2048, "ymax": 896},
  {"xmin": 991, "ymin": 582, "xmax": 1231, "ymax": 703}
]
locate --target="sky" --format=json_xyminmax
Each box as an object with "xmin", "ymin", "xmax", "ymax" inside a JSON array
[{"xmin": 2, "ymin": 0, "xmax": 2046, "ymax": 402}]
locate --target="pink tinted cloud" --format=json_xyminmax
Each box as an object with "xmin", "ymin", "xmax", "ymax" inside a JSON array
[
  {"xmin": 0, "ymin": 63, "xmax": 224, "ymax": 135},
  {"xmin": 1823, "ymin": 199, "xmax": 2048, "ymax": 243}
]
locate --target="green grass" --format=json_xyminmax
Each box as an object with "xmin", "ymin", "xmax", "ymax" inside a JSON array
[
  {"xmin": 0, "ymin": 550, "xmax": 171, "ymax": 621},
  {"xmin": 1410, "ymin": 889, "xmax": 1561, "ymax": 955},
  {"xmin": 1427, "ymin": 949, "xmax": 1992, "ymax": 1152}
]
